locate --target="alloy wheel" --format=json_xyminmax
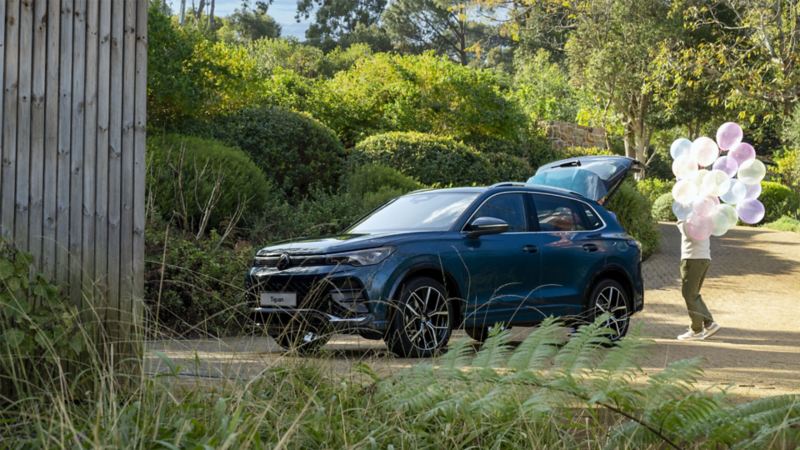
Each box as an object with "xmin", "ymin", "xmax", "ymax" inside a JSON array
[
  {"xmin": 401, "ymin": 285, "xmax": 450, "ymax": 352},
  {"xmin": 594, "ymin": 284, "xmax": 630, "ymax": 339}
]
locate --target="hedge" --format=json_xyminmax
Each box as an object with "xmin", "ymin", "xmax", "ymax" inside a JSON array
[
  {"xmin": 214, "ymin": 106, "xmax": 346, "ymax": 199},
  {"xmin": 605, "ymin": 181, "xmax": 660, "ymax": 259},
  {"xmin": 147, "ymin": 134, "xmax": 273, "ymax": 232},
  {"xmin": 351, "ymin": 132, "xmax": 494, "ymax": 186},
  {"xmin": 652, "ymin": 192, "xmax": 677, "ymax": 221},
  {"xmin": 760, "ymin": 181, "xmax": 800, "ymax": 223}
]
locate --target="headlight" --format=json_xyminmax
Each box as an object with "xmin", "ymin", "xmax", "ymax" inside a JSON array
[{"xmin": 325, "ymin": 247, "xmax": 394, "ymax": 267}]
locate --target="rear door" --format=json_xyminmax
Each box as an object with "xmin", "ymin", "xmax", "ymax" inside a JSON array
[
  {"xmin": 527, "ymin": 156, "xmax": 642, "ymax": 203},
  {"xmin": 528, "ymin": 192, "xmax": 608, "ymax": 317}
]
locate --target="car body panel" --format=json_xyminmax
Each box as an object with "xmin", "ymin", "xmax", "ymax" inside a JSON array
[{"xmin": 528, "ymin": 156, "xmax": 643, "ymax": 203}]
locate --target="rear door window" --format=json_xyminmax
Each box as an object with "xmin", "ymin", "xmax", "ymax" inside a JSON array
[{"xmin": 532, "ymin": 194, "xmax": 603, "ymax": 232}]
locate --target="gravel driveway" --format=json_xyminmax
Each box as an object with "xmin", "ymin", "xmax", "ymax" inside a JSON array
[{"xmin": 147, "ymin": 223, "xmax": 800, "ymax": 399}]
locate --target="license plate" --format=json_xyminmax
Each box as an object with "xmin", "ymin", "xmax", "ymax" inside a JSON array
[{"xmin": 260, "ymin": 292, "xmax": 297, "ymax": 307}]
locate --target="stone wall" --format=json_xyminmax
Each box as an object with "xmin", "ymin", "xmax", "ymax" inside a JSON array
[{"xmin": 544, "ymin": 121, "xmax": 607, "ymax": 149}]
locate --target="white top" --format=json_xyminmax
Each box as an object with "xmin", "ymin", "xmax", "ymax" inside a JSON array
[{"xmin": 677, "ymin": 221, "xmax": 711, "ymax": 260}]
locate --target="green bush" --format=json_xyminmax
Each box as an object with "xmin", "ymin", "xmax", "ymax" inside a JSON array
[
  {"xmin": 760, "ymin": 181, "xmax": 800, "ymax": 223},
  {"xmin": 147, "ymin": 134, "xmax": 274, "ymax": 233},
  {"xmin": 144, "ymin": 229, "xmax": 253, "ymax": 337},
  {"xmin": 1, "ymin": 240, "xmax": 89, "ymax": 401},
  {"xmin": 774, "ymin": 148, "xmax": 800, "ymax": 193},
  {"xmin": 352, "ymin": 132, "xmax": 493, "ymax": 186},
  {"xmin": 652, "ymin": 192, "xmax": 676, "ymax": 221},
  {"xmin": 346, "ymin": 164, "xmax": 423, "ymax": 209},
  {"xmin": 764, "ymin": 215, "xmax": 800, "ymax": 233},
  {"xmin": 605, "ymin": 181, "xmax": 660, "ymax": 259},
  {"xmin": 213, "ymin": 106, "xmax": 347, "ymax": 199},
  {"xmin": 314, "ymin": 52, "xmax": 528, "ymax": 147},
  {"xmin": 555, "ymin": 146, "xmax": 615, "ymax": 159},
  {"xmin": 637, "ymin": 178, "xmax": 676, "ymax": 205},
  {"xmin": 484, "ymin": 152, "xmax": 535, "ymax": 182}
]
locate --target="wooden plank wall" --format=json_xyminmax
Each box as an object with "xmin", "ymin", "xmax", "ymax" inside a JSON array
[{"xmin": 0, "ymin": 0, "xmax": 147, "ymax": 347}]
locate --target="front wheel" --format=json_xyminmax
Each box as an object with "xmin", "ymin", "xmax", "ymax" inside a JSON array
[
  {"xmin": 587, "ymin": 279, "xmax": 631, "ymax": 340},
  {"xmin": 385, "ymin": 277, "xmax": 454, "ymax": 358}
]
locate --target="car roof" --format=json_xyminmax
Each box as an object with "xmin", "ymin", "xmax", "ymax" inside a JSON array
[{"xmin": 406, "ymin": 183, "xmax": 588, "ymax": 200}]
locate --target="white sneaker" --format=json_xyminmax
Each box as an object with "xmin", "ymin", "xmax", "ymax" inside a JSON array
[
  {"xmin": 703, "ymin": 322, "xmax": 721, "ymax": 339},
  {"xmin": 677, "ymin": 329, "xmax": 705, "ymax": 341}
]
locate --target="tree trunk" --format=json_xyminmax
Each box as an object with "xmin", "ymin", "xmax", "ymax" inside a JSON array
[
  {"xmin": 196, "ymin": 0, "xmax": 205, "ymax": 21},
  {"xmin": 179, "ymin": 0, "xmax": 186, "ymax": 26},
  {"xmin": 209, "ymin": 0, "xmax": 215, "ymax": 28}
]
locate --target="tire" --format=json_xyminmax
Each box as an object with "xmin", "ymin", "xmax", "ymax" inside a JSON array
[
  {"xmin": 270, "ymin": 327, "xmax": 330, "ymax": 355},
  {"xmin": 385, "ymin": 277, "xmax": 454, "ymax": 358},
  {"xmin": 586, "ymin": 279, "xmax": 631, "ymax": 340}
]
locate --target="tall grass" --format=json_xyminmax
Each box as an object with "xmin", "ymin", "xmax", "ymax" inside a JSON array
[{"xmin": 2, "ymin": 242, "xmax": 799, "ymax": 449}]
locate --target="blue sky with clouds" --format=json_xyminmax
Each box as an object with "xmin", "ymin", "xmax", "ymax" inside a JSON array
[{"xmin": 165, "ymin": 0, "xmax": 311, "ymax": 39}]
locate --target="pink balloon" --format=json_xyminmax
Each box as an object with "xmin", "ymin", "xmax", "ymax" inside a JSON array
[
  {"xmin": 729, "ymin": 142, "xmax": 755, "ymax": 165},
  {"xmin": 712, "ymin": 155, "xmax": 739, "ymax": 178},
  {"xmin": 716, "ymin": 122, "xmax": 743, "ymax": 150},
  {"xmin": 686, "ymin": 213, "xmax": 713, "ymax": 241},
  {"xmin": 743, "ymin": 183, "xmax": 761, "ymax": 201},
  {"xmin": 737, "ymin": 199, "xmax": 765, "ymax": 224},
  {"xmin": 691, "ymin": 197, "xmax": 716, "ymax": 217}
]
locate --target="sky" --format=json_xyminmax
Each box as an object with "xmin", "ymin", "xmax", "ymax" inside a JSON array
[{"xmin": 165, "ymin": 0, "xmax": 311, "ymax": 39}]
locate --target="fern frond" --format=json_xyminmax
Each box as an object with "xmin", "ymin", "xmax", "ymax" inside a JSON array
[
  {"xmin": 470, "ymin": 328, "xmax": 513, "ymax": 373},
  {"xmin": 553, "ymin": 314, "xmax": 613, "ymax": 374},
  {"xmin": 507, "ymin": 317, "xmax": 568, "ymax": 372}
]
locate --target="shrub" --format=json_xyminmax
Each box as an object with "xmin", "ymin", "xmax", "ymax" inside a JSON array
[
  {"xmin": 652, "ymin": 192, "xmax": 676, "ymax": 221},
  {"xmin": 352, "ymin": 132, "xmax": 493, "ymax": 186},
  {"xmin": 637, "ymin": 178, "xmax": 676, "ymax": 205},
  {"xmin": 760, "ymin": 181, "xmax": 800, "ymax": 223},
  {"xmin": 1, "ymin": 240, "xmax": 89, "ymax": 401},
  {"xmin": 213, "ymin": 106, "xmax": 347, "ymax": 199},
  {"xmin": 764, "ymin": 216, "xmax": 800, "ymax": 233},
  {"xmin": 144, "ymin": 229, "xmax": 253, "ymax": 337},
  {"xmin": 555, "ymin": 146, "xmax": 615, "ymax": 159},
  {"xmin": 314, "ymin": 52, "xmax": 528, "ymax": 147},
  {"xmin": 605, "ymin": 181, "xmax": 660, "ymax": 259},
  {"xmin": 147, "ymin": 134, "xmax": 274, "ymax": 234},
  {"xmin": 773, "ymin": 148, "xmax": 800, "ymax": 192},
  {"xmin": 346, "ymin": 164, "xmax": 423, "ymax": 209},
  {"xmin": 484, "ymin": 152, "xmax": 535, "ymax": 182}
]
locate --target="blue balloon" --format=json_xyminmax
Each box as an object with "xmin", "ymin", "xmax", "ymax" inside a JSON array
[{"xmin": 670, "ymin": 138, "xmax": 692, "ymax": 160}]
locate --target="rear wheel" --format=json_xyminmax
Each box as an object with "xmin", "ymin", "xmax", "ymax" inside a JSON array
[
  {"xmin": 586, "ymin": 279, "xmax": 631, "ymax": 340},
  {"xmin": 386, "ymin": 277, "xmax": 454, "ymax": 358}
]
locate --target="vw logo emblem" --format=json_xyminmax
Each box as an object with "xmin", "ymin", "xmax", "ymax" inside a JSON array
[{"xmin": 276, "ymin": 253, "xmax": 291, "ymax": 270}]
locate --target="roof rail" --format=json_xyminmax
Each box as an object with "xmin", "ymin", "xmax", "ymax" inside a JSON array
[{"xmin": 490, "ymin": 182, "xmax": 528, "ymax": 188}]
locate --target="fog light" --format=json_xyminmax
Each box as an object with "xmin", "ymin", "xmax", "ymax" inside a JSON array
[{"xmin": 331, "ymin": 290, "xmax": 368, "ymax": 314}]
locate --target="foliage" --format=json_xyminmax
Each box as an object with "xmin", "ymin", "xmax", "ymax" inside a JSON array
[
  {"xmin": 217, "ymin": 4, "xmax": 281, "ymax": 43},
  {"xmin": 760, "ymin": 181, "xmax": 800, "ymax": 223},
  {"xmin": 213, "ymin": 106, "xmax": 347, "ymax": 199},
  {"xmin": 637, "ymin": 178, "xmax": 676, "ymax": 206},
  {"xmin": 381, "ymin": 317, "xmax": 800, "ymax": 449},
  {"xmin": 764, "ymin": 216, "xmax": 800, "ymax": 233},
  {"xmin": 147, "ymin": 3, "xmax": 207, "ymax": 130},
  {"xmin": 605, "ymin": 181, "xmax": 660, "ymax": 259},
  {"xmin": 382, "ymin": 0, "xmax": 495, "ymax": 66},
  {"xmin": 784, "ymin": 104, "xmax": 800, "ymax": 148},
  {"xmin": 774, "ymin": 148, "xmax": 800, "ymax": 193},
  {"xmin": 144, "ymin": 228, "xmax": 253, "ymax": 337},
  {"xmin": 346, "ymin": 164, "xmax": 423, "ymax": 206},
  {"xmin": 513, "ymin": 49, "xmax": 579, "ymax": 123},
  {"xmin": 0, "ymin": 240, "xmax": 90, "ymax": 402},
  {"xmin": 352, "ymin": 132, "xmax": 494, "ymax": 185},
  {"xmin": 246, "ymin": 38, "xmax": 325, "ymax": 78},
  {"xmin": 315, "ymin": 52, "xmax": 528, "ymax": 147},
  {"xmin": 555, "ymin": 145, "xmax": 614, "ymax": 159},
  {"xmin": 297, "ymin": 0, "xmax": 388, "ymax": 50},
  {"xmin": 484, "ymin": 152, "xmax": 535, "ymax": 182},
  {"xmin": 147, "ymin": 134, "xmax": 274, "ymax": 234},
  {"xmin": 652, "ymin": 193, "xmax": 677, "ymax": 222}
]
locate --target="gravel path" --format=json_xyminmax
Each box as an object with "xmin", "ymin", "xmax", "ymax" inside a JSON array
[{"xmin": 147, "ymin": 223, "xmax": 800, "ymax": 399}]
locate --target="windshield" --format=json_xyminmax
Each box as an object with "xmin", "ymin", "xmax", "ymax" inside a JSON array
[{"xmin": 349, "ymin": 192, "xmax": 480, "ymax": 233}]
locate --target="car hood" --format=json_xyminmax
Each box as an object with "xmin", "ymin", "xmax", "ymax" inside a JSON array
[
  {"xmin": 527, "ymin": 155, "xmax": 642, "ymax": 203},
  {"xmin": 257, "ymin": 232, "xmax": 417, "ymax": 256}
]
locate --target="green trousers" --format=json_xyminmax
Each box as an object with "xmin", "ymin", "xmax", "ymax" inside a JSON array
[{"xmin": 680, "ymin": 259, "xmax": 714, "ymax": 333}]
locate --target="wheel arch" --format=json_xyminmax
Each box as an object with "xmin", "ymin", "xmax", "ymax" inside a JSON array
[
  {"xmin": 585, "ymin": 264, "xmax": 635, "ymax": 309},
  {"xmin": 387, "ymin": 264, "xmax": 465, "ymax": 327}
]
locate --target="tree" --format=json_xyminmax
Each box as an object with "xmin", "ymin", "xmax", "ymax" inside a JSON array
[
  {"xmin": 218, "ymin": 1, "xmax": 281, "ymax": 43},
  {"xmin": 296, "ymin": 0, "xmax": 387, "ymax": 50},
  {"xmin": 563, "ymin": 0, "xmax": 676, "ymax": 168},
  {"xmin": 382, "ymin": 0, "xmax": 490, "ymax": 66}
]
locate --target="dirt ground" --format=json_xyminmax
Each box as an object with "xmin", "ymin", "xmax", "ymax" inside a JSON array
[{"xmin": 147, "ymin": 223, "xmax": 800, "ymax": 400}]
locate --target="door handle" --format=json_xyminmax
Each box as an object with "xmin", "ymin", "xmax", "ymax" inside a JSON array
[
  {"xmin": 582, "ymin": 243, "xmax": 599, "ymax": 252},
  {"xmin": 522, "ymin": 245, "xmax": 538, "ymax": 253}
]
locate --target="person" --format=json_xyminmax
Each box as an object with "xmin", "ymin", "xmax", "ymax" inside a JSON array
[{"xmin": 675, "ymin": 220, "xmax": 721, "ymax": 341}]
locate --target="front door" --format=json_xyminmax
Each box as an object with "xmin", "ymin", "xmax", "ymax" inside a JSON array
[{"xmin": 460, "ymin": 192, "xmax": 541, "ymax": 326}]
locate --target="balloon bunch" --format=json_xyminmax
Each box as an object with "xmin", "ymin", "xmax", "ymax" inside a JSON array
[{"xmin": 670, "ymin": 122, "xmax": 766, "ymax": 241}]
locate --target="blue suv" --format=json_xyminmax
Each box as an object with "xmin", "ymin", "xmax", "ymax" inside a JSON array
[{"xmin": 246, "ymin": 156, "xmax": 645, "ymax": 357}]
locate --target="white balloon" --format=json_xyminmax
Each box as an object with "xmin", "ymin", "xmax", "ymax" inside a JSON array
[
  {"xmin": 672, "ymin": 154, "xmax": 699, "ymax": 179},
  {"xmin": 691, "ymin": 136, "xmax": 720, "ymax": 167},
  {"xmin": 737, "ymin": 159, "xmax": 766, "ymax": 185},
  {"xmin": 672, "ymin": 178, "xmax": 699, "ymax": 205},
  {"xmin": 720, "ymin": 179, "xmax": 747, "ymax": 205},
  {"xmin": 670, "ymin": 138, "xmax": 692, "ymax": 160},
  {"xmin": 700, "ymin": 169, "xmax": 730, "ymax": 197},
  {"xmin": 672, "ymin": 201, "xmax": 692, "ymax": 221}
]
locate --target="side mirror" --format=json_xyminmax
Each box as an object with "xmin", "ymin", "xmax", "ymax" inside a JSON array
[{"xmin": 466, "ymin": 216, "xmax": 509, "ymax": 238}]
